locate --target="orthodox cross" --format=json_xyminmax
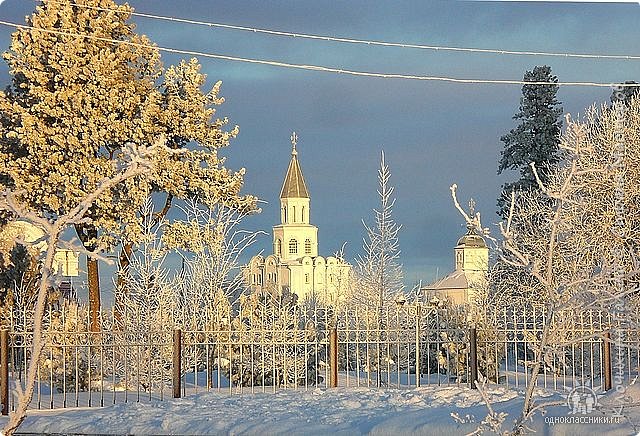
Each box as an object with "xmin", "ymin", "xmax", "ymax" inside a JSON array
[{"xmin": 290, "ymin": 131, "xmax": 298, "ymax": 155}]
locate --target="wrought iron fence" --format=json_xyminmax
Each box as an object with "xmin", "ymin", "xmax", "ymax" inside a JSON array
[{"xmin": 1, "ymin": 302, "xmax": 638, "ymax": 412}]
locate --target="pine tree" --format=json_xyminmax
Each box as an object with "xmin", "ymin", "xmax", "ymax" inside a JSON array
[
  {"xmin": 0, "ymin": 1, "xmax": 256, "ymax": 330},
  {"xmin": 497, "ymin": 65, "xmax": 563, "ymax": 218}
]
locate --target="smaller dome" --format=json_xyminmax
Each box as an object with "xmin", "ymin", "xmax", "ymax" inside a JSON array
[{"xmin": 456, "ymin": 225, "xmax": 487, "ymax": 248}]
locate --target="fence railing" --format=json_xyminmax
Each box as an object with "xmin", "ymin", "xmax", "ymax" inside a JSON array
[{"xmin": 0, "ymin": 303, "xmax": 638, "ymax": 412}]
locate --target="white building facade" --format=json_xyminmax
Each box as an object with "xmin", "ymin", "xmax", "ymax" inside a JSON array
[
  {"xmin": 422, "ymin": 217, "xmax": 489, "ymax": 305},
  {"xmin": 245, "ymin": 133, "xmax": 350, "ymax": 304}
]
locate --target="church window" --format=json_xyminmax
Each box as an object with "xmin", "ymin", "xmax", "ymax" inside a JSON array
[
  {"xmin": 305, "ymin": 273, "xmax": 310, "ymax": 284},
  {"xmin": 257, "ymin": 274, "xmax": 262, "ymax": 285},
  {"xmin": 305, "ymin": 239, "xmax": 312, "ymax": 254},
  {"xmin": 302, "ymin": 206, "xmax": 306, "ymax": 222},
  {"xmin": 289, "ymin": 239, "xmax": 298, "ymax": 254},
  {"xmin": 251, "ymin": 274, "xmax": 256, "ymax": 285},
  {"xmin": 292, "ymin": 206, "xmax": 296, "ymax": 223},
  {"xmin": 282, "ymin": 207, "xmax": 287, "ymax": 223},
  {"xmin": 276, "ymin": 239, "xmax": 282, "ymax": 256}
]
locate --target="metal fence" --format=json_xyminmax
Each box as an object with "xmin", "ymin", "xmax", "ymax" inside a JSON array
[{"xmin": 1, "ymin": 302, "xmax": 638, "ymax": 412}]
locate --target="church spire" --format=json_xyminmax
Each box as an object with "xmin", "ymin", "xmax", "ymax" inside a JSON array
[{"xmin": 280, "ymin": 131, "xmax": 310, "ymax": 199}]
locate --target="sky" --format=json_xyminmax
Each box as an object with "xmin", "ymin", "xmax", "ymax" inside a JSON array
[{"xmin": 0, "ymin": 0, "xmax": 639, "ymax": 292}]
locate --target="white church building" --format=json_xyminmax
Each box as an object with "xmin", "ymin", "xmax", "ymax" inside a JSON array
[
  {"xmin": 421, "ymin": 213, "xmax": 489, "ymax": 305},
  {"xmin": 245, "ymin": 133, "xmax": 350, "ymax": 304}
]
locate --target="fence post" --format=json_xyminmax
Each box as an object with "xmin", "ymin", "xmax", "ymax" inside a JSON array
[
  {"xmin": 330, "ymin": 327, "xmax": 338, "ymax": 388},
  {"xmin": 173, "ymin": 329, "xmax": 182, "ymax": 398},
  {"xmin": 469, "ymin": 327, "xmax": 478, "ymax": 389},
  {"xmin": 1, "ymin": 329, "xmax": 8, "ymax": 415},
  {"xmin": 603, "ymin": 331, "xmax": 612, "ymax": 391},
  {"xmin": 415, "ymin": 305, "xmax": 422, "ymax": 388}
]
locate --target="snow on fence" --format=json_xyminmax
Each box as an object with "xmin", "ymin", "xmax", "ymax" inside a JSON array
[{"xmin": 0, "ymin": 302, "xmax": 638, "ymax": 412}]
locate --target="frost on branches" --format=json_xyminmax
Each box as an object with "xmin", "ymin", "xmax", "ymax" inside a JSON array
[
  {"xmin": 0, "ymin": 0, "xmax": 257, "ymax": 330},
  {"xmin": 451, "ymin": 95, "xmax": 640, "ymax": 435},
  {"xmin": 351, "ymin": 151, "xmax": 404, "ymax": 309}
]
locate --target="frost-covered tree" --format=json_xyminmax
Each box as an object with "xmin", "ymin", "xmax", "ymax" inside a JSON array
[
  {"xmin": 497, "ymin": 65, "xmax": 563, "ymax": 218},
  {"xmin": 348, "ymin": 151, "xmax": 404, "ymax": 386},
  {"xmin": 213, "ymin": 287, "xmax": 323, "ymax": 388},
  {"xmin": 164, "ymin": 196, "xmax": 263, "ymax": 317},
  {"xmin": 352, "ymin": 151, "xmax": 404, "ymax": 308},
  {"xmin": 452, "ymin": 96, "xmax": 640, "ymax": 434},
  {"xmin": 0, "ymin": 0, "xmax": 256, "ymax": 331},
  {"xmin": 0, "ymin": 140, "xmax": 163, "ymax": 436}
]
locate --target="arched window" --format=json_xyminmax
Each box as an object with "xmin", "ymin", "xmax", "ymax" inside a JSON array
[
  {"xmin": 305, "ymin": 238, "xmax": 312, "ymax": 254},
  {"xmin": 302, "ymin": 206, "xmax": 306, "ymax": 222},
  {"xmin": 276, "ymin": 239, "xmax": 282, "ymax": 256},
  {"xmin": 305, "ymin": 273, "xmax": 310, "ymax": 284},
  {"xmin": 282, "ymin": 207, "xmax": 287, "ymax": 223},
  {"xmin": 289, "ymin": 239, "xmax": 298, "ymax": 255}
]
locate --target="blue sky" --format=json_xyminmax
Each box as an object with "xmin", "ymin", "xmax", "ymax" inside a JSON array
[{"xmin": 1, "ymin": 0, "xmax": 639, "ymax": 289}]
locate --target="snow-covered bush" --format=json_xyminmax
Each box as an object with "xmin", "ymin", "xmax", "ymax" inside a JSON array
[
  {"xmin": 213, "ymin": 288, "xmax": 324, "ymax": 388},
  {"xmin": 38, "ymin": 303, "xmax": 93, "ymax": 393}
]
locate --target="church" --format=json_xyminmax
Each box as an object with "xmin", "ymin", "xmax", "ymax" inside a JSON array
[
  {"xmin": 245, "ymin": 133, "xmax": 351, "ymax": 304},
  {"xmin": 421, "ymin": 208, "xmax": 489, "ymax": 305}
]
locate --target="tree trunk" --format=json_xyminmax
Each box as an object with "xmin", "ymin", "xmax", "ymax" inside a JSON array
[
  {"xmin": 75, "ymin": 223, "xmax": 101, "ymax": 332},
  {"xmin": 87, "ymin": 256, "xmax": 101, "ymax": 332},
  {"xmin": 113, "ymin": 241, "xmax": 133, "ymax": 326}
]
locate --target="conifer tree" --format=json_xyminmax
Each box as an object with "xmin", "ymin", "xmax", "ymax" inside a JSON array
[
  {"xmin": 497, "ymin": 65, "xmax": 563, "ymax": 218},
  {"xmin": 354, "ymin": 151, "xmax": 404, "ymax": 309},
  {"xmin": 0, "ymin": 0, "xmax": 256, "ymax": 329}
]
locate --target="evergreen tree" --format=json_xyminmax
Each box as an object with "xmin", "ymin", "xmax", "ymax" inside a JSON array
[
  {"xmin": 0, "ymin": 0, "xmax": 256, "ymax": 330},
  {"xmin": 497, "ymin": 65, "xmax": 563, "ymax": 218},
  {"xmin": 354, "ymin": 151, "xmax": 404, "ymax": 309},
  {"xmin": 0, "ymin": 243, "xmax": 33, "ymax": 305}
]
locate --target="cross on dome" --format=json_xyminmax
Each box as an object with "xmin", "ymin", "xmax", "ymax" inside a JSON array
[{"xmin": 290, "ymin": 131, "xmax": 298, "ymax": 156}]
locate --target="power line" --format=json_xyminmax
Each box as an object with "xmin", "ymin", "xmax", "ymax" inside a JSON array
[
  {"xmin": 0, "ymin": 19, "xmax": 637, "ymax": 88},
  {"xmin": 38, "ymin": 0, "xmax": 640, "ymax": 61}
]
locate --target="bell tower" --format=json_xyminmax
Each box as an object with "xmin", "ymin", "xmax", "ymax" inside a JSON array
[{"xmin": 272, "ymin": 132, "xmax": 318, "ymax": 260}]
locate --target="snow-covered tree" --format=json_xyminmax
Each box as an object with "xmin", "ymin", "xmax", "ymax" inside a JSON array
[
  {"xmin": 347, "ymin": 151, "xmax": 404, "ymax": 386},
  {"xmin": 164, "ymin": 196, "xmax": 263, "ymax": 321},
  {"xmin": 0, "ymin": 0, "xmax": 256, "ymax": 331},
  {"xmin": 497, "ymin": 65, "xmax": 563, "ymax": 218},
  {"xmin": 452, "ymin": 96, "xmax": 640, "ymax": 434},
  {"xmin": 352, "ymin": 151, "xmax": 404, "ymax": 308},
  {"xmin": 0, "ymin": 140, "xmax": 163, "ymax": 436},
  {"xmin": 213, "ymin": 287, "xmax": 323, "ymax": 388}
]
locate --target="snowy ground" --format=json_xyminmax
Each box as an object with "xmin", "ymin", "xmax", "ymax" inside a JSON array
[{"xmin": 3, "ymin": 384, "xmax": 640, "ymax": 435}]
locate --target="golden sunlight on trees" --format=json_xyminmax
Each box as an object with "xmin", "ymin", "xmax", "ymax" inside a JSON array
[{"xmin": 0, "ymin": 0, "xmax": 257, "ymax": 330}]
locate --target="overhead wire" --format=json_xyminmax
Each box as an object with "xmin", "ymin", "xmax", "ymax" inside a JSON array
[
  {"xmin": 0, "ymin": 19, "xmax": 638, "ymax": 88},
  {"xmin": 37, "ymin": 0, "xmax": 640, "ymax": 61}
]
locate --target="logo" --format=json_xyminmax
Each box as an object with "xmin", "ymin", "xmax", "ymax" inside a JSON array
[{"xmin": 565, "ymin": 383, "xmax": 604, "ymax": 415}]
